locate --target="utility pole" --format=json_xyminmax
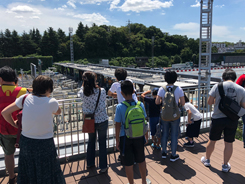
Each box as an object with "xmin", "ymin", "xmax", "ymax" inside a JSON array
[
  {"xmin": 69, "ymin": 27, "xmax": 74, "ymax": 63},
  {"xmin": 127, "ymin": 20, "xmax": 131, "ymax": 33},
  {"xmin": 152, "ymin": 36, "xmax": 155, "ymax": 68}
]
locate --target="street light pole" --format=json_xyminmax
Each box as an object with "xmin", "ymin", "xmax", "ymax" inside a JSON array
[{"xmin": 69, "ymin": 27, "xmax": 74, "ymax": 63}]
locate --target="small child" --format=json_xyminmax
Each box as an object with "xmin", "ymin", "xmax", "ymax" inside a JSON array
[
  {"xmin": 141, "ymin": 88, "xmax": 161, "ymax": 149},
  {"xmin": 115, "ymin": 81, "xmax": 151, "ymax": 184},
  {"xmin": 183, "ymin": 94, "xmax": 202, "ymax": 147}
]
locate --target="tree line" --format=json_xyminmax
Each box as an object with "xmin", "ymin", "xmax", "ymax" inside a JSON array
[{"xmin": 0, "ymin": 22, "xmax": 237, "ymax": 67}]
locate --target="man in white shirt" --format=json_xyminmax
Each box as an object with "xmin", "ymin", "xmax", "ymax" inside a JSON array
[{"xmin": 108, "ymin": 68, "xmax": 137, "ymax": 103}]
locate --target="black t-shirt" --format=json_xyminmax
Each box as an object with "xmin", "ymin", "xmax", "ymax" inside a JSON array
[{"xmin": 144, "ymin": 97, "xmax": 161, "ymax": 117}]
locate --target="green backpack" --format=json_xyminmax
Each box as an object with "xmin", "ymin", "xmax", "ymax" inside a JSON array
[{"xmin": 122, "ymin": 101, "xmax": 148, "ymax": 139}]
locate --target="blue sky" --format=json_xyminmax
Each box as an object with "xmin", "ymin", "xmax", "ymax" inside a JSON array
[{"xmin": 0, "ymin": 0, "xmax": 244, "ymax": 42}]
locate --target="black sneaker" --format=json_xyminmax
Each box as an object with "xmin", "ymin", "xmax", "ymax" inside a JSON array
[
  {"xmin": 162, "ymin": 152, "xmax": 167, "ymax": 158},
  {"xmin": 170, "ymin": 154, "xmax": 179, "ymax": 162},
  {"xmin": 184, "ymin": 141, "xmax": 194, "ymax": 147},
  {"xmin": 118, "ymin": 155, "xmax": 121, "ymax": 161}
]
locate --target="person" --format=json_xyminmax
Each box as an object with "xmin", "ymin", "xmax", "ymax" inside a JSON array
[
  {"xmin": 108, "ymin": 68, "xmax": 138, "ymax": 103},
  {"xmin": 0, "ymin": 66, "xmax": 27, "ymax": 184},
  {"xmin": 2, "ymin": 75, "xmax": 65, "ymax": 183},
  {"xmin": 141, "ymin": 88, "xmax": 161, "ymax": 149},
  {"xmin": 155, "ymin": 70, "xmax": 185, "ymax": 162},
  {"xmin": 183, "ymin": 94, "xmax": 202, "ymax": 147},
  {"xmin": 236, "ymin": 73, "xmax": 245, "ymax": 148},
  {"xmin": 115, "ymin": 80, "xmax": 151, "ymax": 184},
  {"xmin": 201, "ymin": 69, "xmax": 245, "ymax": 172},
  {"xmin": 77, "ymin": 71, "xmax": 108, "ymax": 173},
  {"xmin": 108, "ymin": 68, "xmax": 137, "ymax": 161}
]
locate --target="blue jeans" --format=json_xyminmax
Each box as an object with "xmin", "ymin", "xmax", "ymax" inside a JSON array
[
  {"xmin": 161, "ymin": 118, "xmax": 180, "ymax": 156},
  {"xmin": 242, "ymin": 115, "xmax": 245, "ymax": 145},
  {"xmin": 87, "ymin": 120, "xmax": 108, "ymax": 169}
]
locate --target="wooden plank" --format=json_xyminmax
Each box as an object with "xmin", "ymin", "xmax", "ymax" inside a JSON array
[
  {"xmin": 0, "ymin": 176, "xmax": 8, "ymax": 184},
  {"xmin": 180, "ymin": 138, "xmax": 245, "ymax": 184},
  {"xmin": 147, "ymin": 161, "xmax": 182, "ymax": 184},
  {"xmin": 61, "ymin": 163, "xmax": 76, "ymax": 184}
]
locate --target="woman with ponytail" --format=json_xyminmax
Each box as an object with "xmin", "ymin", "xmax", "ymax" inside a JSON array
[{"xmin": 77, "ymin": 71, "xmax": 109, "ymax": 173}]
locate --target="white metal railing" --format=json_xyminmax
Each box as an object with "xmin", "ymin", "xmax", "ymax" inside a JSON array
[{"xmin": 54, "ymin": 88, "xmax": 213, "ymax": 159}]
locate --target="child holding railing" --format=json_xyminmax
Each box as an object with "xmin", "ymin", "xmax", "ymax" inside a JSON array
[{"xmin": 183, "ymin": 94, "xmax": 202, "ymax": 147}]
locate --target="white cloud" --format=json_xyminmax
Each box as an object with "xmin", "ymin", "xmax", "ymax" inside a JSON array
[
  {"xmin": 80, "ymin": 0, "xmax": 110, "ymax": 5},
  {"xmin": 7, "ymin": 5, "xmax": 41, "ymax": 14},
  {"xmin": 111, "ymin": 0, "xmax": 173, "ymax": 13},
  {"xmin": 110, "ymin": 0, "xmax": 120, "ymax": 10},
  {"xmin": 72, "ymin": 13, "xmax": 109, "ymax": 24},
  {"xmin": 15, "ymin": 16, "xmax": 24, "ymax": 19},
  {"xmin": 67, "ymin": 0, "xmax": 76, "ymax": 9},
  {"xmin": 30, "ymin": 16, "xmax": 40, "ymax": 19},
  {"xmin": 172, "ymin": 22, "xmax": 240, "ymax": 42},
  {"xmin": 215, "ymin": 4, "xmax": 225, "ymax": 8},
  {"xmin": 161, "ymin": 12, "xmax": 166, "ymax": 15},
  {"xmin": 241, "ymin": 27, "xmax": 245, "ymax": 30},
  {"xmin": 0, "ymin": 3, "xmax": 109, "ymax": 34},
  {"xmin": 41, "ymin": 0, "xmax": 45, "ymax": 1},
  {"xmin": 191, "ymin": 0, "xmax": 200, "ymax": 8}
]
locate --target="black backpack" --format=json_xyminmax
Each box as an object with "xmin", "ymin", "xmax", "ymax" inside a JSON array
[{"xmin": 218, "ymin": 82, "xmax": 240, "ymax": 121}]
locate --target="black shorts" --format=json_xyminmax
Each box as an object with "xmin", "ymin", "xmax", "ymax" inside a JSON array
[
  {"xmin": 186, "ymin": 119, "xmax": 202, "ymax": 138},
  {"xmin": 209, "ymin": 117, "xmax": 238, "ymax": 143},
  {"xmin": 120, "ymin": 136, "xmax": 145, "ymax": 166}
]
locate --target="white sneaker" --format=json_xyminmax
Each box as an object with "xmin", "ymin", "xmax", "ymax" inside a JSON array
[
  {"xmin": 201, "ymin": 156, "xmax": 211, "ymax": 167},
  {"xmin": 222, "ymin": 163, "xmax": 231, "ymax": 172}
]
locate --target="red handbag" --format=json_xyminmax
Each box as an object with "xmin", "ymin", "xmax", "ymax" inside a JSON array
[
  {"xmin": 82, "ymin": 88, "xmax": 101, "ymax": 133},
  {"xmin": 15, "ymin": 94, "xmax": 28, "ymax": 148}
]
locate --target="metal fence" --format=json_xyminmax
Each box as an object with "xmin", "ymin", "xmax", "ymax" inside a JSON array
[{"xmin": 54, "ymin": 87, "xmax": 213, "ymax": 159}]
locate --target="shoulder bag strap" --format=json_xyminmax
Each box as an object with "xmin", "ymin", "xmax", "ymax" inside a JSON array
[
  {"xmin": 218, "ymin": 82, "xmax": 225, "ymax": 98},
  {"xmin": 15, "ymin": 94, "xmax": 28, "ymax": 148},
  {"xmin": 163, "ymin": 85, "xmax": 167, "ymax": 92},
  {"xmin": 93, "ymin": 88, "xmax": 101, "ymax": 114}
]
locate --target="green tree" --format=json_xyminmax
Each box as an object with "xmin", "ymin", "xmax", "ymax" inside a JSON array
[
  {"xmin": 76, "ymin": 22, "xmax": 86, "ymax": 42},
  {"xmin": 20, "ymin": 31, "xmax": 37, "ymax": 56},
  {"xmin": 12, "ymin": 30, "xmax": 22, "ymax": 56},
  {"xmin": 180, "ymin": 47, "xmax": 193, "ymax": 62},
  {"xmin": 211, "ymin": 46, "xmax": 218, "ymax": 53},
  {"xmin": 172, "ymin": 55, "xmax": 182, "ymax": 64},
  {"xmin": 57, "ymin": 28, "xmax": 67, "ymax": 43},
  {"xmin": 4, "ymin": 29, "xmax": 13, "ymax": 57}
]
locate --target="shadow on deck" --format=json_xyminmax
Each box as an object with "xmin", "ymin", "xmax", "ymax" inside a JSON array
[{"xmin": 1, "ymin": 133, "xmax": 245, "ymax": 184}]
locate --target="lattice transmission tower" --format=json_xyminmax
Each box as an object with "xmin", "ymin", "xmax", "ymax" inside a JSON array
[{"xmin": 198, "ymin": 0, "xmax": 214, "ymax": 112}]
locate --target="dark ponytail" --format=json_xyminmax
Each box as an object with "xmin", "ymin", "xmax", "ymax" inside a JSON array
[{"xmin": 82, "ymin": 71, "xmax": 97, "ymax": 96}]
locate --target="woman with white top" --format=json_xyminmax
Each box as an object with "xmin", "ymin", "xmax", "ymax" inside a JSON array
[
  {"xmin": 2, "ymin": 75, "xmax": 65, "ymax": 184},
  {"xmin": 77, "ymin": 71, "xmax": 108, "ymax": 173},
  {"xmin": 155, "ymin": 70, "xmax": 185, "ymax": 162}
]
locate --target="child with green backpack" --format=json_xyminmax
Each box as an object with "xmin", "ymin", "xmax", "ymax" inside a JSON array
[{"xmin": 115, "ymin": 80, "xmax": 151, "ymax": 184}]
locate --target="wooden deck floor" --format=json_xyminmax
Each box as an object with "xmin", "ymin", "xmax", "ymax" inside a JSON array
[{"xmin": 1, "ymin": 133, "xmax": 245, "ymax": 184}]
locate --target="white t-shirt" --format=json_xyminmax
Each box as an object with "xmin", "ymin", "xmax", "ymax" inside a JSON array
[
  {"xmin": 109, "ymin": 79, "xmax": 138, "ymax": 103},
  {"xmin": 157, "ymin": 85, "xmax": 184, "ymax": 104},
  {"xmin": 15, "ymin": 94, "xmax": 59, "ymax": 139},
  {"xmin": 184, "ymin": 102, "xmax": 202, "ymax": 121}
]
